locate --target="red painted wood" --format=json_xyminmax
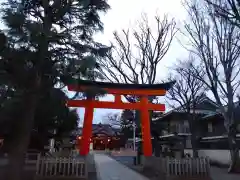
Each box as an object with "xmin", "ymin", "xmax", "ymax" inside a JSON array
[
  {"xmin": 140, "ymin": 96, "xmax": 153, "ymax": 156},
  {"xmin": 114, "ymin": 94, "xmax": 122, "ymax": 103},
  {"xmin": 80, "ymin": 100, "xmax": 94, "ymax": 156},
  {"xmin": 67, "ymin": 84, "xmax": 168, "ymax": 156},
  {"xmin": 67, "ymin": 85, "xmax": 166, "ymax": 96},
  {"xmin": 66, "ymin": 99, "xmax": 165, "ymax": 111}
]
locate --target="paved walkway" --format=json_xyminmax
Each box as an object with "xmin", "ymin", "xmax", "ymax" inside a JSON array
[
  {"xmin": 93, "ymin": 153, "xmax": 149, "ymax": 180},
  {"xmin": 210, "ymin": 167, "xmax": 240, "ymax": 180},
  {"xmin": 93, "ymin": 152, "xmax": 240, "ymax": 180}
]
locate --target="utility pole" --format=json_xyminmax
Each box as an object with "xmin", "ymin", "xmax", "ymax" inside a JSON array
[
  {"xmin": 133, "ymin": 110, "xmax": 136, "ymax": 152},
  {"xmin": 133, "ymin": 121, "xmax": 136, "ymax": 151}
]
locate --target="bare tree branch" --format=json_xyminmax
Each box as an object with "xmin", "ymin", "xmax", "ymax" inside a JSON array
[
  {"xmin": 183, "ymin": 0, "xmax": 240, "ymax": 171},
  {"xmin": 166, "ymin": 57, "xmax": 207, "ymax": 157},
  {"xmin": 205, "ymin": 0, "xmax": 240, "ymax": 28},
  {"xmin": 98, "ymin": 13, "xmax": 176, "ymax": 106},
  {"xmin": 98, "ymin": 14, "xmax": 176, "ymax": 86},
  {"xmin": 184, "ymin": 0, "xmax": 240, "ymax": 118},
  {"xmin": 167, "ymin": 57, "xmax": 207, "ymax": 113},
  {"xmin": 102, "ymin": 112, "xmax": 121, "ymax": 127}
]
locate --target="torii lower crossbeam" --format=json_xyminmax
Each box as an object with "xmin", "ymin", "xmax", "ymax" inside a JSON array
[{"xmin": 67, "ymin": 99, "xmax": 165, "ymax": 111}]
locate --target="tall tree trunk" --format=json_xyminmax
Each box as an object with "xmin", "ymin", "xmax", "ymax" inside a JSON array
[
  {"xmin": 228, "ymin": 125, "xmax": 240, "ymax": 173},
  {"xmin": 5, "ymin": 74, "xmax": 40, "ymax": 180},
  {"xmin": 153, "ymin": 137, "xmax": 161, "ymax": 157},
  {"xmin": 6, "ymin": 92, "xmax": 38, "ymax": 180},
  {"xmin": 190, "ymin": 134, "xmax": 198, "ymax": 158},
  {"xmin": 150, "ymin": 110, "xmax": 161, "ymax": 157},
  {"xmin": 188, "ymin": 114, "xmax": 198, "ymax": 158},
  {"xmin": 229, "ymin": 144, "xmax": 240, "ymax": 173},
  {"xmin": 135, "ymin": 110, "xmax": 142, "ymax": 164}
]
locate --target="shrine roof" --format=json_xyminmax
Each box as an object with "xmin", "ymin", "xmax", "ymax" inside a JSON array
[
  {"xmin": 92, "ymin": 123, "xmax": 117, "ymax": 136},
  {"xmin": 72, "ymin": 123, "xmax": 120, "ymax": 136}
]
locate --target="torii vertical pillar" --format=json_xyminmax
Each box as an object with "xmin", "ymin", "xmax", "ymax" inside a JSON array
[
  {"xmin": 80, "ymin": 100, "xmax": 94, "ymax": 156},
  {"xmin": 140, "ymin": 96, "xmax": 152, "ymax": 156}
]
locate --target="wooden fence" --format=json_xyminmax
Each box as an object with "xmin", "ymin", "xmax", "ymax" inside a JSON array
[
  {"xmin": 163, "ymin": 157, "xmax": 210, "ymax": 176},
  {"xmin": 36, "ymin": 157, "xmax": 88, "ymax": 179},
  {"xmin": 144, "ymin": 157, "xmax": 210, "ymax": 177}
]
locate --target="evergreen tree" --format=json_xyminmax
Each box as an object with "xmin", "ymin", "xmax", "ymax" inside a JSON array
[
  {"xmin": 0, "ymin": 0, "xmax": 110, "ymax": 179},
  {"xmin": 0, "ymin": 89, "xmax": 79, "ymax": 153},
  {"xmin": 120, "ymin": 109, "xmax": 141, "ymax": 138}
]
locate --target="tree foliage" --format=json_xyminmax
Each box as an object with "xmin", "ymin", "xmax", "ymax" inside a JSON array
[
  {"xmin": 0, "ymin": 87, "xmax": 79, "ymax": 151},
  {"xmin": 103, "ymin": 110, "xmax": 140, "ymax": 139},
  {"xmin": 0, "ymin": 0, "xmax": 110, "ymax": 179},
  {"xmin": 1, "ymin": 0, "xmax": 110, "ymax": 90}
]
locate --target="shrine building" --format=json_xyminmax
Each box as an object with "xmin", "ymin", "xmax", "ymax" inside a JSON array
[{"xmin": 71, "ymin": 123, "xmax": 123, "ymax": 150}]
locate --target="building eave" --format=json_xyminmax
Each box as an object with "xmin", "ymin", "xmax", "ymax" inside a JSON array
[
  {"xmin": 201, "ymin": 134, "xmax": 240, "ymax": 141},
  {"xmin": 159, "ymin": 133, "xmax": 191, "ymax": 139}
]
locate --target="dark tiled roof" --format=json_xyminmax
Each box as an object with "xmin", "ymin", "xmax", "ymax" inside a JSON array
[
  {"xmin": 156, "ymin": 97, "xmax": 221, "ymax": 121},
  {"xmin": 201, "ymin": 100, "xmax": 240, "ymax": 119},
  {"xmin": 92, "ymin": 124, "xmax": 116, "ymax": 136},
  {"xmin": 72, "ymin": 123, "xmax": 120, "ymax": 136},
  {"xmin": 69, "ymin": 79, "xmax": 175, "ymax": 90},
  {"xmin": 201, "ymin": 112, "xmax": 220, "ymax": 119}
]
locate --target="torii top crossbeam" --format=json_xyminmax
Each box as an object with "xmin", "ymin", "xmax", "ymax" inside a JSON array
[{"xmin": 68, "ymin": 80, "xmax": 174, "ymax": 95}]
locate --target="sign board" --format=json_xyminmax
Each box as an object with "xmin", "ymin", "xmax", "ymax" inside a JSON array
[{"xmin": 90, "ymin": 143, "xmax": 93, "ymax": 150}]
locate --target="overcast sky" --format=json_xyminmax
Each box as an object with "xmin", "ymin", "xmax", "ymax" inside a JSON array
[{"xmin": 77, "ymin": 0, "xmax": 189, "ymax": 125}]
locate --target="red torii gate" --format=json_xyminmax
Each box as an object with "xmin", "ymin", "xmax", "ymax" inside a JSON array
[{"xmin": 67, "ymin": 80, "xmax": 174, "ymax": 157}]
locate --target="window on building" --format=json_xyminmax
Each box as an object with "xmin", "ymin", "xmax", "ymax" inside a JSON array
[
  {"xmin": 237, "ymin": 124, "xmax": 240, "ymax": 131},
  {"xmin": 208, "ymin": 122, "xmax": 213, "ymax": 133}
]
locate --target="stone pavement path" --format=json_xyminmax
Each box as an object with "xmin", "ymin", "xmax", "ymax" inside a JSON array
[
  {"xmin": 210, "ymin": 167, "xmax": 240, "ymax": 180},
  {"xmin": 93, "ymin": 153, "xmax": 149, "ymax": 180}
]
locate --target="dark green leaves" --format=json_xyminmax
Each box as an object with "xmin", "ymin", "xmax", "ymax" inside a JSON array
[{"xmin": 0, "ymin": 0, "xmax": 110, "ymax": 151}]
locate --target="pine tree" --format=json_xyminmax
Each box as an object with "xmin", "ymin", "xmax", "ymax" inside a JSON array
[{"xmin": 0, "ymin": 0, "xmax": 110, "ymax": 179}]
